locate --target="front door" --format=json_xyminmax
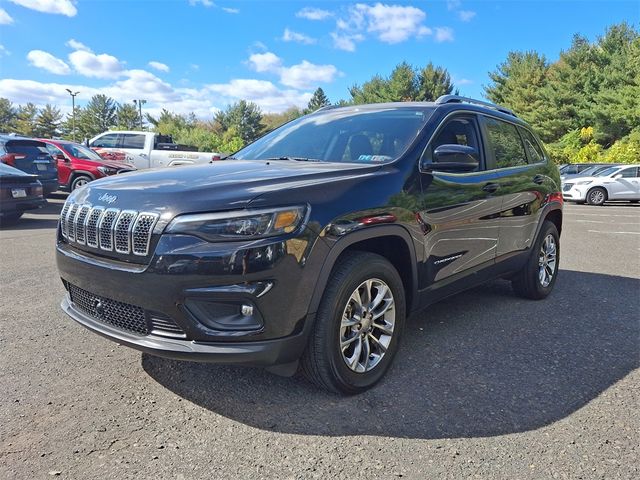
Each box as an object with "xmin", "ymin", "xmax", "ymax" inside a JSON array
[
  {"xmin": 117, "ymin": 133, "xmax": 150, "ymax": 170},
  {"xmin": 607, "ymin": 167, "xmax": 639, "ymax": 199},
  {"xmin": 418, "ymin": 115, "xmax": 502, "ymax": 289}
]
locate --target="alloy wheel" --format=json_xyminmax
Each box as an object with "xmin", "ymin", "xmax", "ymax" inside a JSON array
[{"xmin": 538, "ymin": 234, "xmax": 557, "ymax": 288}]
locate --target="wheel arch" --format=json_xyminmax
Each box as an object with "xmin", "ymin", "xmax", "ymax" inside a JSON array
[
  {"xmin": 69, "ymin": 170, "xmax": 95, "ymax": 184},
  {"xmin": 308, "ymin": 225, "xmax": 419, "ymax": 318}
]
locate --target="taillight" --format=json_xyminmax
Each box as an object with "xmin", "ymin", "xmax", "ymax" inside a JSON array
[
  {"xmin": 547, "ymin": 191, "xmax": 564, "ymax": 205},
  {"xmin": 0, "ymin": 153, "xmax": 26, "ymax": 166}
]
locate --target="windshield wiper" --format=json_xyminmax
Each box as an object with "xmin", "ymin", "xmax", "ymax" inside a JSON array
[{"xmin": 264, "ymin": 156, "xmax": 323, "ymax": 162}]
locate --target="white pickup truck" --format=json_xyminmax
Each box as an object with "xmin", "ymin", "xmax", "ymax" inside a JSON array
[{"xmin": 88, "ymin": 131, "xmax": 219, "ymax": 170}]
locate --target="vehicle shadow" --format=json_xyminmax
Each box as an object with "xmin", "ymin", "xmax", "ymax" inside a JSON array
[{"xmin": 142, "ymin": 270, "xmax": 639, "ymax": 439}]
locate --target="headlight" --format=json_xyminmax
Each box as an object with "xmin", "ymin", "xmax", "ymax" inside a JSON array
[
  {"xmin": 576, "ymin": 180, "xmax": 592, "ymax": 185},
  {"xmin": 97, "ymin": 166, "xmax": 118, "ymax": 175},
  {"xmin": 166, "ymin": 206, "xmax": 307, "ymax": 241}
]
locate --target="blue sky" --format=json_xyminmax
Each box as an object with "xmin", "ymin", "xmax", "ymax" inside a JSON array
[{"xmin": 0, "ymin": 0, "xmax": 637, "ymax": 118}]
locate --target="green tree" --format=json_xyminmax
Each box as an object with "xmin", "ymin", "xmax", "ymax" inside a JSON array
[
  {"xmin": 0, "ymin": 98, "xmax": 16, "ymax": 132},
  {"xmin": 417, "ymin": 62, "xmax": 455, "ymax": 101},
  {"xmin": 14, "ymin": 103, "xmax": 39, "ymax": 136},
  {"xmin": 78, "ymin": 94, "xmax": 117, "ymax": 138},
  {"xmin": 305, "ymin": 87, "xmax": 331, "ymax": 113},
  {"xmin": 387, "ymin": 62, "xmax": 418, "ymax": 101},
  {"xmin": 34, "ymin": 104, "xmax": 62, "ymax": 138},
  {"xmin": 116, "ymin": 103, "xmax": 140, "ymax": 130},
  {"xmin": 214, "ymin": 100, "xmax": 264, "ymax": 144},
  {"xmin": 263, "ymin": 107, "xmax": 304, "ymax": 131}
]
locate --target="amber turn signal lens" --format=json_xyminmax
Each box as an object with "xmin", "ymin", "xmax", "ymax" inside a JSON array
[{"xmin": 274, "ymin": 210, "xmax": 300, "ymax": 231}]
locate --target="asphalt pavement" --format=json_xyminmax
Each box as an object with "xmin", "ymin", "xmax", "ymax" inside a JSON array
[{"xmin": 1, "ymin": 196, "xmax": 638, "ymax": 479}]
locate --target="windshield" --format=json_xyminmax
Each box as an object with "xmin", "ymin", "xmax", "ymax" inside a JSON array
[
  {"xmin": 234, "ymin": 107, "xmax": 434, "ymax": 164},
  {"xmin": 595, "ymin": 166, "xmax": 620, "ymax": 177},
  {"xmin": 64, "ymin": 143, "xmax": 104, "ymax": 161}
]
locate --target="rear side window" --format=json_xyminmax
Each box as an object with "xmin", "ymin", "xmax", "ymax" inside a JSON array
[
  {"xmin": 120, "ymin": 134, "xmax": 146, "ymax": 149},
  {"xmin": 519, "ymin": 128, "xmax": 545, "ymax": 163},
  {"xmin": 618, "ymin": 167, "xmax": 638, "ymax": 178},
  {"xmin": 483, "ymin": 117, "xmax": 527, "ymax": 169},
  {"xmin": 91, "ymin": 134, "xmax": 119, "ymax": 148}
]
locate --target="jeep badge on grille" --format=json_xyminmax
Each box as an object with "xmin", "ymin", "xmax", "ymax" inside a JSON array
[{"xmin": 99, "ymin": 193, "xmax": 117, "ymax": 204}]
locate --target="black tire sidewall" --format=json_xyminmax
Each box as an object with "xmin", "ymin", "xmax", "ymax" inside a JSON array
[
  {"xmin": 71, "ymin": 175, "xmax": 91, "ymax": 191},
  {"xmin": 321, "ymin": 255, "xmax": 406, "ymax": 393}
]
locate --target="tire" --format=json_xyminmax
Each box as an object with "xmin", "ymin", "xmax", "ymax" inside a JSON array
[
  {"xmin": 586, "ymin": 187, "xmax": 607, "ymax": 206},
  {"xmin": 512, "ymin": 220, "xmax": 560, "ymax": 300},
  {"xmin": 0, "ymin": 212, "xmax": 23, "ymax": 225},
  {"xmin": 301, "ymin": 251, "xmax": 406, "ymax": 394},
  {"xmin": 71, "ymin": 175, "xmax": 92, "ymax": 191}
]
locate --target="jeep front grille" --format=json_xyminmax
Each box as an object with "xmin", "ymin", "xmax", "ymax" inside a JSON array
[{"xmin": 60, "ymin": 202, "xmax": 158, "ymax": 256}]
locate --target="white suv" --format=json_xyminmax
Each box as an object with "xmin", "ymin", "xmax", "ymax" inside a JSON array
[{"xmin": 562, "ymin": 165, "xmax": 640, "ymax": 205}]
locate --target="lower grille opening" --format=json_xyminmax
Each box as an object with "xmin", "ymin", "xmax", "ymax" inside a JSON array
[{"xmin": 66, "ymin": 283, "xmax": 186, "ymax": 339}]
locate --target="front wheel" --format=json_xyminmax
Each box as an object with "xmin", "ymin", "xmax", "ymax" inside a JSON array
[
  {"xmin": 71, "ymin": 175, "xmax": 92, "ymax": 191},
  {"xmin": 586, "ymin": 187, "xmax": 607, "ymax": 206},
  {"xmin": 512, "ymin": 220, "xmax": 560, "ymax": 300},
  {"xmin": 301, "ymin": 252, "xmax": 406, "ymax": 394}
]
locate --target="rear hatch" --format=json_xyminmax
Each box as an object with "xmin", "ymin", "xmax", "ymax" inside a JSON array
[
  {"xmin": 0, "ymin": 164, "xmax": 43, "ymax": 201},
  {"xmin": 2, "ymin": 139, "xmax": 58, "ymax": 181}
]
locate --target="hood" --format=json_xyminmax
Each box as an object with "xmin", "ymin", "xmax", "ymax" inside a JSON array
[
  {"xmin": 68, "ymin": 159, "xmax": 381, "ymax": 217},
  {"xmin": 563, "ymin": 175, "xmax": 598, "ymax": 183}
]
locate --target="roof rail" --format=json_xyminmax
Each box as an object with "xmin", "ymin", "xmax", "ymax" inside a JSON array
[
  {"xmin": 314, "ymin": 104, "xmax": 342, "ymax": 113},
  {"xmin": 435, "ymin": 95, "xmax": 516, "ymax": 117}
]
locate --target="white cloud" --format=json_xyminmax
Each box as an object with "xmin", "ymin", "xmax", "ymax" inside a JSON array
[
  {"xmin": 456, "ymin": 78, "xmax": 473, "ymax": 86},
  {"xmin": 282, "ymin": 28, "xmax": 317, "ymax": 45},
  {"xmin": 434, "ymin": 27, "xmax": 454, "ymax": 43},
  {"xmin": 0, "ymin": 8, "xmax": 14, "ymax": 24},
  {"xmin": 331, "ymin": 32, "xmax": 364, "ymax": 52},
  {"xmin": 332, "ymin": 3, "xmax": 435, "ymax": 50},
  {"xmin": 207, "ymin": 79, "xmax": 312, "ymax": 112},
  {"xmin": 279, "ymin": 61, "xmax": 339, "ymax": 89},
  {"xmin": 222, "ymin": 7, "xmax": 239, "ymax": 14},
  {"xmin": 66, "ymin": 39, "xmax": 91, "ymax": 52},
  {"xmin": 247, "ymin": 52, "xmax": 340, "ymax": 89},
  {"xmin": 103, "ymin": 70, "xmax": 179, "ymax": 104},
  {"xmin": 247, "ymin": 52, "xmax": 282, "ymax": 73},
  {"xmin": 148, "ymin": 61, "xmax": 170, "ymax": 72},
  {"xmin": 0, "ymin": 44, "xmax": 10, "ymax": 57},
  {"xmin": 446, "ymin": 0, "xmax": 461, "ymax": 10},
  {"xmin": 188, "ymin": 0, "xmax": 213, "ymax": 6},
  {"xmin": 27, "ymin": 50, "xmax": 71, "ymax": 75},
  {"xmin": 8, "ymin": 0, "xmax": 77, "ymax": 17},
  {"xmin": 68, "ymin": 50, "xmax": 124, "ymax": 79},
  {"xmin": 458, "ymin": 10, "xmax": 476, "ymax": 22},
  {"xmin": 296, "ymin": 7, "xmax": 332, "ymax": 21}
]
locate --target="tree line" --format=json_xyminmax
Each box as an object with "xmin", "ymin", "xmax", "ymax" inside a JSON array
[{"xmin": 0, "ymin": 22, "xmax": 636, "ymax": 162}]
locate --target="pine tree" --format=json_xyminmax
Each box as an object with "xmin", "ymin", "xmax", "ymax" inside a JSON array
[
  {"xmin": 214, "ymin": 101, "xmax": 264, "ymax": 144},
  {"xmin": 78, "ymin": 94, "xmax": 117, "ymax": 138},
  {"xmin": 116, "ymin": 103, "xmax": 140, "ymax": 130},
  {"xmin": 0, "ymin": 98, "xmax": 16, "ymax": 133},
  {"xmin": 14, "ymin": 103, "xmax": 39, "ymax": 136},
  {"xmin": 305, "ymin": 88, "xmax": 331, "ymax": 113},
  {"xmin": 417, "ymin": 62, "xmax": 455, "ymax": 101},
  {"xmin": 34, "ymin": 104, "xmax": 62, "ymax": 138}
]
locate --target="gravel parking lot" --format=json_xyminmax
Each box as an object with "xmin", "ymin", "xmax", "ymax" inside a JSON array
[{"xmin": 1, "ymin": 196, "xmax": 638, "ymax": 479}]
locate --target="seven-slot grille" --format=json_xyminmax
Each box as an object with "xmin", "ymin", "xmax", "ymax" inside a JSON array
[{"xmin": 60, "ymin": 202, "xmax": 158, "ymax": 256}]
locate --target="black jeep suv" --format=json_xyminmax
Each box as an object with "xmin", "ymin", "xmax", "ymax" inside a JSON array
[{"xmin": 56, "ymin": 96, "xmax": 562, "ymax": 394}]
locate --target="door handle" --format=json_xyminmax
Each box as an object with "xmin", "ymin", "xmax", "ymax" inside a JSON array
[
  {"xmin": 533, "ymin": 174, "xmax": 545, "ymax": 185},
  {"xmin": 482, "ymin": 182, "xmax": 500, "ymax": 193}
]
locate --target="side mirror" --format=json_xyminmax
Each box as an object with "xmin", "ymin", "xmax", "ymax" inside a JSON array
[
  {"xmin": 424, "ymin": 144, "xmax": 479, "ymax": 173},
  {"xmin": 613, "ymin": 173, "xmax": 623, "ymax": 179}
]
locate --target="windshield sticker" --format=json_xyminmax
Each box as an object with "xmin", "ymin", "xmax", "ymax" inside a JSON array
[{"xmin": 358, "ymin": 155, "xmax": 392, "ymax": 162}]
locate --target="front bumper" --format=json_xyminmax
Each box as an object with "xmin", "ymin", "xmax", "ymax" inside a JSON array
[
  {"xmin": 57, "ymin": 227, "xmax": 329, "ymax": 365},
  {"xmin": 561, "ymin": 185, "xmax": 588, "ymax": 201},
  {"xmin": 61, "ymin": 296, "xmax": 312, "ymax": 365}
]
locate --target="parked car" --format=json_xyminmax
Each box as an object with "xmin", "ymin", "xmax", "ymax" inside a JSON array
[
  {"xmin": 88, "ymin": 131, "xmax": 219, "ymax": 171},
  {"xmin": 0, "ymin": 135, "xmax": 58, "ymax": 196},
  {"xmin": 560, "ymin": 163, "xmax": 620, "ymax": 181},
  {"xmin": 0, "ymin": 163, "xmax": 46, "ymax": 223},
  {"xmin": 56, "ymin": 95, "xmax": 563, "ymax": 394},
  {"xmin": 562, "ymin": 164, "xmax": 640, "ymax": 205},
  {"xmin": 39, "ymin": 139, "xmax": 136, "ymax": 191},
  {"xmin": 559, "ymin": 163, "xmax": 610, "ymax": 176}
]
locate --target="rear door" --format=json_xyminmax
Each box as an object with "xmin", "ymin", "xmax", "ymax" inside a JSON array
[
  {"xmin": 479, "ymin": 116, "xmax": 549, "ymax": 258},
  {"xmin": 4, "ymin": 140, "xmax": 57, "ymax": 182},
  {"xmin": 607, "ymin": 166, "xmax": 639, "ymax": 199},
  {"xmin": 418, "ymin": 114, "xmax": 502, "ymax": 287}
]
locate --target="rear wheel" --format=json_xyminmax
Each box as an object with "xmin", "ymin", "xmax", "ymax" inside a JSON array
[
  {"xmin": 512, "ymin": 220, "xmax": 560, "ymax": 300},
  {"xmin": 71, "ymin": 175, "xmax": 92, "ymax": 191},
  {"xmin": 586, "ymin": 187, "xmax": 607, "ymax": 206},
  {"xmin": 301, "ymin": 252, "xmax": 406, "ymax": 394}
]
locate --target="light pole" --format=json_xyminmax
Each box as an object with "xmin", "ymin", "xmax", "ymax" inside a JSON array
[
  {"xmin": 133, "ymin": 99, "xmax": 147, "ymax": 130},
  {"xmin": 65, "ymin": 89, "xmax": 80, "ymax": 141}
]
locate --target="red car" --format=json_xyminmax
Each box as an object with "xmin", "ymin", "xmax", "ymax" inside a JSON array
[{"xmin": 39, "ymin": 139, "xmax": 136, "ymax": 191}]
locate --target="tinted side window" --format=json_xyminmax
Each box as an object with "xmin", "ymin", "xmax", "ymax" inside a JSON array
[
  {"xmin": 618, "ymin": 167, "xmax": 637, "ymax": 178},
  {"xmin": 483, "ymin": 117, "xmax": 527, "ymax": 168},
  {"xmin": 45, "ymin": 144, "xmax": 63, "ymax": 157},
  {"xmin": 91, "ymin": 134, "xmax": 119, "ymax": 148},
  {"xmin": 519, "ymin": 128, "xmax": 545, "ymax": 163},
  {"xmin": 120, "ymin": 134, "xmax": 146, "ymax": 149}
]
